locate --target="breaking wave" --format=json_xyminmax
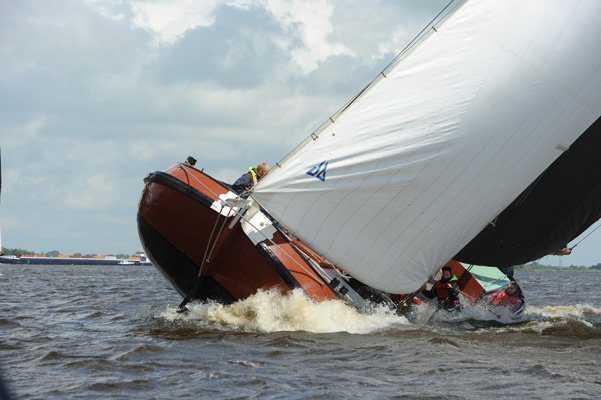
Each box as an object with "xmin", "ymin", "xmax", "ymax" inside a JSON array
[
  {"xmin": 159, "ymin": 289, "xmax": 409, "ymax": 334},
  {"xmin": 524, "ymin": 304, "xmax": 601, "ymax": 320},
  {"xmin": 155, "ymin": 290, "xmax": 600, "ymax": 338},
  {"xmin": 422, "ymin": 300, "xmax": 601, "ymax": 337},
  {"xmin": 510, "ymin": 304, "xmax": 601, "ymax": 338}
]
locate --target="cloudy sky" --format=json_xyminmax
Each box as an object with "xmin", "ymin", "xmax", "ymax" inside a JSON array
[{"xmin": 1, "ymin": 0, "xmax": 600, "ymax": 266}]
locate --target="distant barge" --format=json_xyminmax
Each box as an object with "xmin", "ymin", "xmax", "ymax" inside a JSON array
[{"xmin": 0, "ymin": 255, "xmax": 152, "ymax": 266}]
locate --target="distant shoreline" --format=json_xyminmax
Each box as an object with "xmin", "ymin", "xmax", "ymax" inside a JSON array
[
  {"xmin": 515, "ymin": 263, "xmax": 601, "ymax": 273},
  {"xmin": 1, "ymin": 261, "xmax": 599, "ymax": 272}
]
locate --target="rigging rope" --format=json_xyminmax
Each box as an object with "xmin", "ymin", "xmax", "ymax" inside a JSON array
[
  {"xmin": 531, "ymin": 219, "xmax": 601, "ymax": 266},
  {"xmin": 570, "ymin": 220, "xmax": 601, "ymax": 249},
  {"xmin": 259, "ymin": 0, "xmax": 461, "ymax": 175},
  {"xmin": 198, "ymin": 204, "xmax": 233, "ymax": 277},
  {"xmin": 179, "ymin": 164, "xmax": 219, "ymax": 198},
  {"xmin": 183, "ymin": 0, "xmax": 463, "ymax": 288}
]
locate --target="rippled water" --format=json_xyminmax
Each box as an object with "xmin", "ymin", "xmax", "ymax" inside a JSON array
[{"xmin": 1, "ymin": 264, "xmax": 600, "ymax": 399}]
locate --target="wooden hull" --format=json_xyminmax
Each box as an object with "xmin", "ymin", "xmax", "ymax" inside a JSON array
[{"xmin": 137, "ymin": 163, "xmax": 339, "ymax": 303}]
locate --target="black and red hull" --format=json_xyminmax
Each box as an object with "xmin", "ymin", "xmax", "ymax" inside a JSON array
[{"xmin": 137, "ymin": 163, "xmax": 340, "ymax": 304}]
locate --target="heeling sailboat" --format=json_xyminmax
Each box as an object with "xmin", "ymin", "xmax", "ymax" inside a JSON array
[{"xmin": 137, "ymin": 1, "xmax": 601, "ymax": 309}]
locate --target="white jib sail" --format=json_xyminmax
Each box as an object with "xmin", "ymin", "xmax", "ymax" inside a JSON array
[{"xmin": 252, "ymin": 0, "xmax": 601, "ymax": 293}]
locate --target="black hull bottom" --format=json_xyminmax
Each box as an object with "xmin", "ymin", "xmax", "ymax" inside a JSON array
[{"xmin": 137, "ymin": 213, "xmax": 234, "ymax": 303}]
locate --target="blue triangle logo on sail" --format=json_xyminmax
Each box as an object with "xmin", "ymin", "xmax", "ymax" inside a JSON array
[{"xmin": 306, "ymin": 161, "xmax": 328, "ymax": 181}]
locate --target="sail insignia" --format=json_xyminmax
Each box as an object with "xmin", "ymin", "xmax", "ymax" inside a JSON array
[{"xmin": 306, "ymin": 161, "xmax": 328, "ymax": 182}]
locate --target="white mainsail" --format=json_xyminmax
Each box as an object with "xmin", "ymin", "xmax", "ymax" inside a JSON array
[{"xmin": 252, "ymin": 0, "xmax": 601, "ymax": 293}]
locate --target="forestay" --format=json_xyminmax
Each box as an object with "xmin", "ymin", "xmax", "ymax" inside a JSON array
[{"xmin": 252, "ymin": 0, "xmax": 601, "ymax": 293}]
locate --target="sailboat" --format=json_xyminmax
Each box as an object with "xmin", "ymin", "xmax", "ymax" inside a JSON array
[{"xmin": 137, "ymin": 1, "xmax": 601, "ymax": 313}]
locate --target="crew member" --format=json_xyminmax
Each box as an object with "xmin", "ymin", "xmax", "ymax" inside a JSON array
[
  {"xmin": 552, "ymin": 246, "xmax": 572, "ymax": 256},
  {"xmin": 422, "ymin": 265, "xmax": 461, "ymax": 311},
  {"xmin": 488, "ymin": 281, "xmax": 523, "ymax": 313},
  {"xmin": 232, "ymin": 162, "xmax": 270, "ymax": 193},
  {"xmin": 391, "ymin": 292, "xmax": 423, "ymax": 314}
]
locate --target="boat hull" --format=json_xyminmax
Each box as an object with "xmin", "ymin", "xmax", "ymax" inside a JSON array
[
  {"xmin": 137, "ymin": 164, "xmax": 339, "ymax": 303},
  {"xmin": 137, "ymin": 162, "xmax": 522, "ymax": 318}
]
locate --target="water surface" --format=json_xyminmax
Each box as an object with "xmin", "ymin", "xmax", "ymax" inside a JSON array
[{"xmin": 1, "ymin": 265, "xmax": 599, "ymax": 399}]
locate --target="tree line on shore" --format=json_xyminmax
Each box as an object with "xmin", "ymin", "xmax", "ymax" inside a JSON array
[
  {"xmin": 514, "ymin": 261, "xmax": 600, "ymax": 271},
  {"xmin": 3, "ymin": 247, "xmax": 600, "ymax": 270}
]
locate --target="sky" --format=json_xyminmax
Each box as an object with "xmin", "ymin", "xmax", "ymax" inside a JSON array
[{"xmin": 1, "ymin": 0, "xmax": 600, "ymax": 266}]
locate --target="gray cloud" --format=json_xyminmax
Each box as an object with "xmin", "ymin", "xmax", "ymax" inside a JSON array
[{"xmin": 2, "ymin": 0, "xmax": 599, "ymax": 265}]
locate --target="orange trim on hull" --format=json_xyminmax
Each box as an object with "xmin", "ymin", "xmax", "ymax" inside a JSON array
[
  {"xmin": 447, "ymin": 259, "xmax": 485, "ymax": 300},
  {"xmin": 139, "ymin": 164, "xmax": 338, "ymax": 302},
  {"xmin": 166, "ymin": 163, "xmax": 229, "ymax": 201},
  {"xmin": 265, "ymin": 235, "xmax": 338, "ymax": 301}
]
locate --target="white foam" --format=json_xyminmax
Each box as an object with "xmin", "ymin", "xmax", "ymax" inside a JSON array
[
  {"xmin": 411, "ymin": 296, "xmax": 527, "ymax": 325},
  {"xmin": 157, "ymin": 290, "xmax": 600, "ymax": 334},
  {"xmin": 160, "ymin": 289, "xmax": 409, "ymax": 334},
  {"xmin": 524, "ymin": 304, "xmax": 601, "ymax": 320}
]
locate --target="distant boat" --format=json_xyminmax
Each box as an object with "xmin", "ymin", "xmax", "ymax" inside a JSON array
[
  {"xmin": 0, "ymin": 253, "xmax": 153, "ymax": 266},
  {"xmin": 0, "ymin": 255, "xmax": 128, "ymax": 266},
  {"xmin": 137, "ymin": 1, "xmax": 601, "ymax": 312}
]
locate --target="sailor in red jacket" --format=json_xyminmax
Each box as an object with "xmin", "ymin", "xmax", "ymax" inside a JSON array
[
  {"xmin": 489, "ymin": 281, "xmax": 524, "ymax": 313},
  {"xmin": 423, "ymin": 265, "xmax": 461, "ymax": 311}
]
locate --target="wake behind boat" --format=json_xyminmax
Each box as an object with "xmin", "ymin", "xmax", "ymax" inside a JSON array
[{"xmin": 137, "ymin": 1, "xmax": 601, "ymax": 319}]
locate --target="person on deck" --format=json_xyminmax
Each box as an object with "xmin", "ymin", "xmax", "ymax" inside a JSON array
[
  {"xmin": 391, "ymin": 292, "xmax": 423, "ymax": 314},
  {"xmin": 552, "ymin": 246, "xmax": 572, "ymax": 256},
  {"xmin": 232, "ymin": 162, "xmax": 270, "ymax": 194},
  {"xmin": 422, "ymin": 265, "xmax": 461, "ymax": 311},
  {"xmin": 488, "ymin": 281, "xmax": 523, "ymax": 313}
]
